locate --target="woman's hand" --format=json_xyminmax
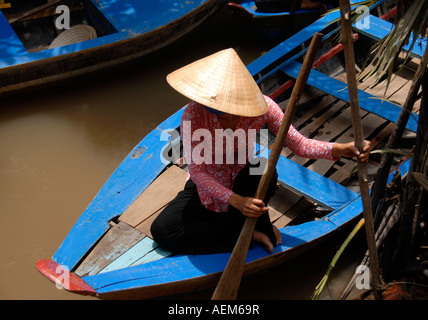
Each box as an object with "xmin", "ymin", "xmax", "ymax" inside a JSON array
[
  {"xmin": 228, "ymin": 193, "xmax": 269, "ymax": 218},
  {"xmin": 332, "ymin": 140, "xmax": 372, "ymax": 162}
]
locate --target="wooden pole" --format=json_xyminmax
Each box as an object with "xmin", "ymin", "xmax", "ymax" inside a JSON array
[
  {"xmin": 8, "ymin": 0, "xmax": 62, "ymax": 24},
  {"xmin": 338, "ymin": 0, "xmax": 383, "ymax": 300},
  {"xmin": 211, "ymin": 32, "xmax": 323, "ymax": 300},
  {"xmin": 371, "ymin": 45, "xmax": 428, "ymax": 216}
]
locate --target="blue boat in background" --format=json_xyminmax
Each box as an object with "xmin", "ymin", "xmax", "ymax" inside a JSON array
[
  {"xmin": 35, "ymin": 1, "xmax": 420, "ymax": 299},
  {"xmin": 227, "ymin": 0, "xmax": 389, "ymax": 41},
  {"xmin": 0, "ymin": 0, "xmax": 226, "ymax": 96},
  {"xmin": 227, "ymin": 0, "xmax": 324, "ymax": 40}
]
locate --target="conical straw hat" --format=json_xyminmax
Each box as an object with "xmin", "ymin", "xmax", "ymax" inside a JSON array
[{"xmin": 167, "ymin": 48, "xmax": 268, "ymax": 117}]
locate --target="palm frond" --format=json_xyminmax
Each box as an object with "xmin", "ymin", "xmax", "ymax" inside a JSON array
[
  {"xmin": 359, "ymin": 0, "xmax": 428, "ymax": 91},
  {"xmin": 413, "ymin": 172, "xmax": 428, "ymax": 192}
]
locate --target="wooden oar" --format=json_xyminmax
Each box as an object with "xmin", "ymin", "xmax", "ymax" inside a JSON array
[
  {"xmin": 338, "ymin": 0, "xmax": 383, "ymax": 299},
  {"xmin": 211, "ymin": 32, "xmax": 324, "ymax": 300}
]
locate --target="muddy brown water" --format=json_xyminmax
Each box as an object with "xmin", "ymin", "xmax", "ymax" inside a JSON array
[{"xmin": 0, "ymin": 7, "xmax": 366, "ymax": 300}]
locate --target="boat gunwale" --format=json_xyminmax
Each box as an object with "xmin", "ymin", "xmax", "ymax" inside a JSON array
[
  {"xmin": 0, "ymin": 0, "xmax": 226, "ymax": 95},
  {"xmin": 234, "ymin": 0, "xmax": 373, "ymax": 19}
]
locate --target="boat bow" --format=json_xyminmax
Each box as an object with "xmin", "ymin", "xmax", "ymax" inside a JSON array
[{"xmin": 36, "ymin": 259, "xmax": 97, "ymax": 296}]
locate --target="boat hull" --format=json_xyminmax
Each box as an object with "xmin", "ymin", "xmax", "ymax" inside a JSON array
[
  {"xmin": 35, "ymin": 0, "xmax": 417, "ymax": 300},
  {"xmin": 96, "ymin": 217, "xmax": 359, "ymax": 299},
  {"xmin": 36, "ymin": 203, "xmax": 360, "ymax": 300},
  {"xmin": 227, "ymin": 1, "xmax": 321, "ymax": 41},
  {"xmin": 0, "ymin": 0, "xmax": 226, "ymax": 96}
]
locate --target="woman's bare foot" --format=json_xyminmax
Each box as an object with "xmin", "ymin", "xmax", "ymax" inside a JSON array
[
  {"xmin": 254, "ymin": 230, "xmax": 273, "ymax": 253},
  {"xmin": 253, "ymin": 226, "xmax": 282, "ymax": 253}
]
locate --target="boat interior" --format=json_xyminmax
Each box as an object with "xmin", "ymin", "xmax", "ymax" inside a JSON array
[
  {"xmin": 1, "ymin": 0, "xmax": 116, "ymax": 52},
  {"xmin": 64, "ymin": 2, "xmax": 422, "ymax": 280}
]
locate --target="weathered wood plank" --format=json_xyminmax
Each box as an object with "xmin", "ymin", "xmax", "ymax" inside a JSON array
[
  {"xmin": 293, "ymin": 95, "xmax": 339, "ymax": 129},
  {"xmin": 268, "ymin": 185, "xmax": 303, "ymax": 221},
  {"xmin": 75, "ymin": 222, "xmax": 145, "ymax": 277},
  {"xmin": 282, "ymin": 61, "xmax": 419, "ymax": 132},
  {"xmin": 329, "ymin": 159, "xmax": 357, "ymax": 184},
  {"xmin": 359, "ymin": 60, "xmax": 422, "ymax": 112},
  {"xmin": 305, "ymin": 111, "xmax": 387, "ymax": 177},
  {"xmin": 100, "ymin": 237, "xmax": 171, "ymax": 274},
  {"xmin": 290, "ymin": 107, "xmax": 365, "ymax": 170},
  {"xmin": 298, "ymin": 101, "xmax": 348, "ymax": 139},
  {"xmin": 268, "ymin": 206, "xmax": 283, "ymax": 223},
  {"xmin": 281, "ymin": 96, "xmax": 342, "ymax": 158},
  {"xmin": 273, "ymin": 198, "xmax": 314, "ymax": 229},
  {"xmin": 134, "ymin": 205, "xmax": 167, "ymax": 238},
  {"xmin": 119, "ymin": 165, "xmax": 187, "ymax": 227},
  {"xmin": 130, "ymin": 244, "xmax": 171, "ymax": 268}
]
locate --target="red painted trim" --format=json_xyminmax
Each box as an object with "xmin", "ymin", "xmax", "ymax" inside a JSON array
[
  {"xmin": 390, "ymin": 153, "xmax": 412, "ymax": 175},
  {"xmin": 36, "ymin": 259, "xmax": 97, "ymax": 296},
  {"xmin": 268, "ymin": 33, "xmax": 360, "ymax": 99},
  {"xmin": 268, "ymin": 79, "xmax": 294, "ymax": 100},
  {"xmin": 379, "ymin": 6, "xmax": 397, "ymax": 21},
  {"xmin": 313, "ymin": 33, "xmax": 359, "ymax": 69}
]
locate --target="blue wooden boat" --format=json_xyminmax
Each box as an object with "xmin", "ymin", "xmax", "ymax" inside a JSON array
[
  {"xmin": 227, "ymin": 0, "xmax": 323, "ymax": 40},
  {"xmin": 36, "ymin": 2, "xmax": 421, "ymax": 299},
  {"xmin": 227, "ymin": 0, "xmax": 325, "ymax": 20},
  {"xmin": 227, "ymin": 0, "xmax": 391, "ymax": 41},
  {"xmin": 0, "ymin": 0, "xmax": 226, "ymax": 96}
]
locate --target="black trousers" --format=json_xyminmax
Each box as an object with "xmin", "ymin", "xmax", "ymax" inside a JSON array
[{"xmin": 150, "ymin": 161, "xmax": 278, "ymax": 254}]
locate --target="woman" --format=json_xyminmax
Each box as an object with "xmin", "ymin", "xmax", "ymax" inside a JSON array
[{"xmin": 151, "ymin": 48, "xmax": 370, "ymax": 254}]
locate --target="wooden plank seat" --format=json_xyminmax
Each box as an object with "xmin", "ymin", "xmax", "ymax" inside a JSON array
[
  {"xmin": 119, "ymin": 164, "xmax": 188, "ymax": 235},
  {"xmin": 285, "ymin": 97, "xmax": 394, "ymax": 172},
  {"xmin": 275, "ymin": 61, "xmax": 412, "ymax": 186},
  {"xmin": 275, "ymin": 93, "xmax": 396, "ymax": 184}
]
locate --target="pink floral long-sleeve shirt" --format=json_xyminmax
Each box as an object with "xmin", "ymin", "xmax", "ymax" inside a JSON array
[{"xmin": 181, "ymin": 95, "xmax": 336, "ymax": 212}]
